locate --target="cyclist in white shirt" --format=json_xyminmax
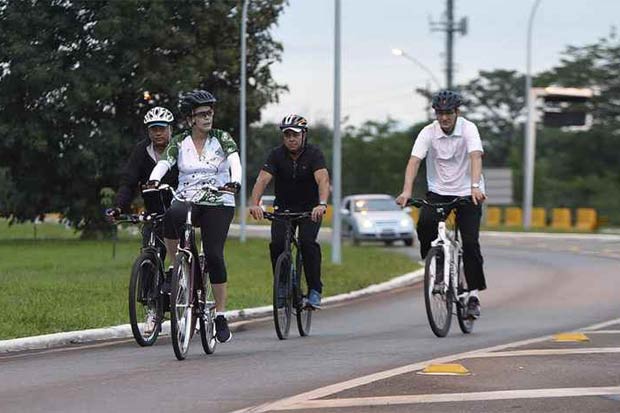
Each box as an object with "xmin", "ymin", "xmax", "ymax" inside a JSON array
[
  {"xmin": 396, "ymin": 90, "xmax": 486, "ymax": 318},
  {"xmin": 148, "ymin": 90, "xmax": 241, "ymax": 343}
]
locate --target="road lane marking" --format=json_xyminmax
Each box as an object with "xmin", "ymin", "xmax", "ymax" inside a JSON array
[
  {"xmin": 273, "ymin": 386, "xmax": 620, "ymax": 410},
  {"xmin": 584, "ymin": 330, "xmax": 620, "ymax": 334},
  {"xmin": 473, "ymin": 347, "xmax": 620, "ymax": 358},
  {"xmin": 231, "ymin": 316, "xmax": 620, "ymax": 413}
]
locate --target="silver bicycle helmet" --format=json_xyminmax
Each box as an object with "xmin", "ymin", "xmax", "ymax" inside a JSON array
[{"xmin": 144, "ymin": 106, "xmax": 174, "ymax": 127}]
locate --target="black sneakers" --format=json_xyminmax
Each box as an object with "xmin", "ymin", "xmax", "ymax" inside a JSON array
[
  {"xmin": 214, "ymin": 315, "xmax": 232, "ymax": 343},
  {"xmin": 467, "ymin": 296, "xmax": 481, "ymax": 318}
]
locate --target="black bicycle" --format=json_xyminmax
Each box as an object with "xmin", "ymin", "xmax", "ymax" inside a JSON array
[
  {"xmin": 407, "ymin": 197, "xmax": 475, "ymax": 337},
  {"xmin": 264, "ymin": 211, "xmax": 314, "ymax": 340},
  {"xmin": 169, "ymin": 185, "xmax": 234, "ymax": 360},
  {"xmin": 112, "ymin": 185, "xmax": 173, "ymax": 347}
]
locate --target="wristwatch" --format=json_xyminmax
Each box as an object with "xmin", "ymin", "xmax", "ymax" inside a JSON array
[
  {"xmin": 471, "ymin": 183, "xmax": 480, "ymax": 189},
  {"xmin": 318, "ymin": 201, "xmax": 328, "ymax": 208}
]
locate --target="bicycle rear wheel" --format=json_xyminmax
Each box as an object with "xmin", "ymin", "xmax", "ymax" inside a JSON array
[
  {"xmin": 273, "ymin": 253, "xmax": 293, "ymax": 340},
  {"xmin": 199, "ymin": 273, "xmax": 217, "ymax": 354},
  {"xmin": 456, "ymin": 255, "xmax": 475, "ymax": 334},
  {"xmin": 128, "ymin": 252, "xmax": 162, "ymax": 346},
  {"xmin": 424, "ymin": 247, "xmax": 452, "ymax": 337},
  {"xmin": 170, "ymin": 253, "xmax": 196, "ymax": 360},
  {"xmin": 295, "ymin": 252, "xmax": 312, "ymax": 336}
]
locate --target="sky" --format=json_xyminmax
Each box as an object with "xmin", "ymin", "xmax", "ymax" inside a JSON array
[{"xmin": 259, "ymin": 0, "xmax": 620, "ymax": 129}]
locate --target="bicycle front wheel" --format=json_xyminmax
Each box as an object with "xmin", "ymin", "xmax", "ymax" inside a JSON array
[
  {"xmin": 170, "ymin": 253, "xmax": 195, "ymax": 360},
  {"xmin": 128, "ymin": 252, "xmax": 162, "ymax": 347},
  {"xmin": 294, "ymin": 252, "xmax": 312, "ymax": 336},
  {"xmin": 273, "ymin": 253, "xmax": 293, "ymax": 340},
  {"xmin": 424, "ymin": 247, "xmax": 452, "ymax": 337}
]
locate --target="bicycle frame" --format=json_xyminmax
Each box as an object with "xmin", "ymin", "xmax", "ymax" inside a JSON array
[{"xmin": 429, "ymin": 211, "xmax": 465, "ymax": 302}]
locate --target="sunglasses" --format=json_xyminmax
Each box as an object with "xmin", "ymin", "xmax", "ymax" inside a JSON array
[{"xmin": 193, "ymin": 109, "xmax": 214, "ymax": 119}]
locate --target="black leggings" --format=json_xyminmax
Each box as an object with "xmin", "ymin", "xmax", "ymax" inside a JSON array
[
  {"xmin": 164, "ymin": 201, "xmax": 234, "ymax": 284},
  {"xmin": 270, "ymin": 217, "xmax": 323, "ymax": 294}
]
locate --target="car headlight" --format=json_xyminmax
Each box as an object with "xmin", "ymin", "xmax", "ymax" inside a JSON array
[
  {"xmin": 400, "ymin": 218, "xmax": 411, "ymax": 228},
  {"xmin": 361, "ymin": 219, "xmax": 374, "ymax": 229}
]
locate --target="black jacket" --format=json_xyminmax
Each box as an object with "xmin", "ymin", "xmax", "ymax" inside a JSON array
[{"xmin": 115, "ymin": 138, "xmax": 178, "ymax": 212}]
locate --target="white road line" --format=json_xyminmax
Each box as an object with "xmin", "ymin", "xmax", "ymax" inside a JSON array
[
  {"xmin": 231, "ymin": 316, "xmax": 620, "ymax": 413},
  {"xmin": 585, "ymin": 330, "xmax": 620, "ymax": 334},
  {"xmin": 273, "ymin": 386, "xmax": 620, "ymax": 410},
  {"xmin": 475, "ymin": 347, "xmax": 620, "ymax": 358}
]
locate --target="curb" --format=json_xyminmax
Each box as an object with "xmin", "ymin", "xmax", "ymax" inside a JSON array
[{"xmin": 0, "ymin": 269, "xmax": 424, "ymax": 354}]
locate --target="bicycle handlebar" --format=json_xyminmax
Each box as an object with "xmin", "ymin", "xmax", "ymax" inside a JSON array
[
  {"xmin": 172, "ymin": 184, "xmax": 236, "ymax": 204},
  {"xmin": 263, "ymin": 211, "xmax": 313, "ymax": 222},
  {"xmin": 406, "ymin": 196, "xmax": 471, "ymax": 209},
  {"xmin": 114, "ymin": 212, "xmax": 165, "ymax": 225}
]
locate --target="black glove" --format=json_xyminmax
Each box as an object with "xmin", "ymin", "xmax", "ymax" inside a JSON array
[
  {"xmin": 105, "ymin": 207, "xmax": 121, "ymax": 222},
  {"xmin": 142, "ymin": 180, "xmax": 160, "ymax": 189},
  {"xmin": 222, "ymin": 182, "xmax": 241, "ymax": 194}
]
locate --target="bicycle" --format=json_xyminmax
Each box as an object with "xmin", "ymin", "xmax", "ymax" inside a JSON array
[
  {"xmin": 264, "ymin": 211, "xmax": 314, "ymax": 340},
  {"xmin": 169, "ymin": 185, "xmax": 233, "ymax": 360},
  {"xmin": 112, "ymin": 185, "xmax": 173, "ymax": 347},
  {"xmin": 407, "ymin": 197, "xmax": 475, "ymax": 337}
]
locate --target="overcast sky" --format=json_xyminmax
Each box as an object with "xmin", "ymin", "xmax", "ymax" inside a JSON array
[{"xmin": 259, "ymin": 0, "xmax": 620, "ymax": 128}]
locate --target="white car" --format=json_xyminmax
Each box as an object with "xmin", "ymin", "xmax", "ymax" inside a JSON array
[{"xmin": 341, "ymin": 194, "xmax": 415, "ymax": 246}]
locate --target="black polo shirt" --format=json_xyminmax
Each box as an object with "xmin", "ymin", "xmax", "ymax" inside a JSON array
[{"xmin": 262, "ymin": 143, "xmax": 327, "ymax": 212}]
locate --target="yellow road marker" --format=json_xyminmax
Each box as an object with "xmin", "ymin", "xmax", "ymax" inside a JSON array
[
  {"xmin": 553, "ymin": 332, "xmax": 590, "ymax": 342},
  {"xmin": 417, "ymin": 363, "xmax": 470, "ymax": 375}
]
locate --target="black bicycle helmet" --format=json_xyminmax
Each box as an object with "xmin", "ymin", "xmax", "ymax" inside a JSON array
[
  {"xmin": 431, "ymin": 90, "xmax": 463, "ymax": 111},
  {"xmin": 180, "ymin": 89, "xmax": 217, "ymax": 116},
  {"xmin": 279, "ymin": 114, "xmax": 308, "ymax": 132}
]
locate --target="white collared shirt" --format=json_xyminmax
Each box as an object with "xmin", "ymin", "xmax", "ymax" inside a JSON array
[{"xmin": 411, "ymin": 116, "xmax": 485, "ymax": 196}]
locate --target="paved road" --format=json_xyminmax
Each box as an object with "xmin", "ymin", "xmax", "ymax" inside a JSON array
[{"xmin": 1, "ymin": 235, "xmax": 619, "ymax": 413}]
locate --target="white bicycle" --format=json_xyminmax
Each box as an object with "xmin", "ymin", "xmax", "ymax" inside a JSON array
[{"xmin": 408, "ymin": 197, "xmax": 475, "ymax": 337}]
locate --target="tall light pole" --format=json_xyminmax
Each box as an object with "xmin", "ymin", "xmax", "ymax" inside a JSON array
[
  {"xmin": 523, "ymin": 0, "xmax": 542, "ymax": 228},
  {"xmin": 331, "ymin": 0, "xmax": 342, "ymax": 264},
  {"xmin": 391, "ymin": 48, "xmax": 442, "ymax": 89},
  {"xmin": 239, "ymin": 0, "xmax": 249, "ymax": 242}
]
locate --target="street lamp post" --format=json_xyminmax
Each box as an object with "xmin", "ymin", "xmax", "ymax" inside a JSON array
[
  {"xmin": 332, "ymin": 0, "xmax": 342, "ymax": 264},
  {"xmin": 239, "ymin": 0, "xmax": 249, "ymax": 242},
  {"xmin": 391, "ymin": 48, "xmax": 442, "ymax": 90},
  {"xmin": 523, "ymin": 0, "xmax": 542, "ymax": 228}
]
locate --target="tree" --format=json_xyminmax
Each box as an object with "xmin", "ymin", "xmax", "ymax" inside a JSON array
[
  {"xmin": 0, "ymin": 0, "xmax": 286, "ymax": 237},
  {"xmin": 457, "ymin": 70, "xmax": 526, "ymax": 167}
]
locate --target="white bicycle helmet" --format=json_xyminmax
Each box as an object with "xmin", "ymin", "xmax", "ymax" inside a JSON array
[{"xmin": 143, "ymin": 106, "xmax": 174, "ymax": 127}]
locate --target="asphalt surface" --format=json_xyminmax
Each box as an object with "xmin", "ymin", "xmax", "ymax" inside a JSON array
[{"xmin": 1, "ymin": 234, "xmax": 619, "ymax": 413}]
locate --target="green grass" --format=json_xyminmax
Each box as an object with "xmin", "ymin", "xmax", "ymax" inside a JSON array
[{"xmin": 0, "ymin": 226, "xmax": 418, "ymax": 340}]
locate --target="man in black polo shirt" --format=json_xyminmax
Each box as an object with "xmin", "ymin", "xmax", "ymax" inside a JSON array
[{"xmin": 249, "ymin": 114, "xmax": 331, "ymax": 308}]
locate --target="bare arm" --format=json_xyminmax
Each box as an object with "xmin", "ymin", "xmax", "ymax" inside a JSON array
[
  {"xmin": 396, "ymin": 156, "xmax": 422, "ymax": 206},
  {"xmin": 248, "ymin": 170, "xmax": 273, "ymax": 219},
  {"xmin": 469, "ymin": 150, "xmax": 486, "ymax": 205},
  {"xmin": 311, "ymin": 168, "xmax": 331, "ymax": 222}
]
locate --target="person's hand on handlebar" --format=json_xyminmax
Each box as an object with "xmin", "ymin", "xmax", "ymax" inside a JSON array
[
  {"xmin": 311, "ymin": 204, "xmax": 327, "ymax": 222},
  {"xmin": 105, "ymin": 207, "xmax": 121, "ymax": 223},
  {"xmin": 396, "ymin": 190, "xmax": 412, "ymax": 208},
  {"xmin": 249, "ymin": 205, "xmax": 264, "ymax": 220},
  {"xmin": 142, "ymin": 180, "xmax": 160, "ymax": 190},
  {"xmin": 471, "ymin": 187, "xmax": 486, "ymax": 206},
  {"xmin": 220, "ymin": 181, "xmax": 241, "ymax": 195}
]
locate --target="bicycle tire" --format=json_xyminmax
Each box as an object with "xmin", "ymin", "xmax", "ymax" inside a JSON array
[
  {"xmin": 273, "ymin": 252, "xmax": 293, "ymax": 340},
  {"xmin": 424, "ymin": 247, "xmax": 452, "ymax": 337},
  {"xmin": 128, "ymin": 252, "xmax": 162, "ymax": 347},
  {"xmin": 456, "ymin": 254, "xmax": 475, "ymax": 334},
  {"xmin": 170, "ymin": 253, "xmax": 196, "ymax": 360},
  {"xmin": 199, "ymin": 273, "xmax": 217, "ymax": 354},
  {"xmin": 295, "ymin": 251, "xmax": 312, "ymax": 336}
]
